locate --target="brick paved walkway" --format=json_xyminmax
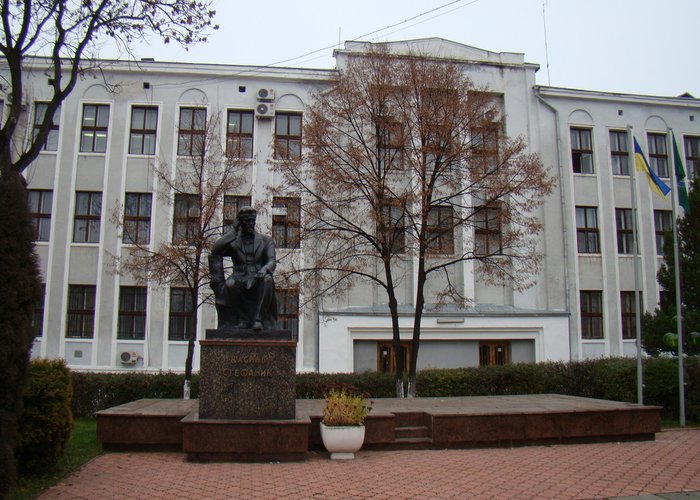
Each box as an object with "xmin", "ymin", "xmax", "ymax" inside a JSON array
[{"xmin": 41, "ymin": 429, "xmax": 700, "ymax": 499}]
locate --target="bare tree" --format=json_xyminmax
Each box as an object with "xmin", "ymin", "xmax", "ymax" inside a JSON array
[
  {"xmin": 0, "ymin": 2, "xmax": 215, "ymax": 492},
  {"xmin": 112, "ymin": 111, "xmax": 248, "ymax": 398},
  {"xmin": 274, "ymin": 48, "xmax": 555, "ymax": 397}
]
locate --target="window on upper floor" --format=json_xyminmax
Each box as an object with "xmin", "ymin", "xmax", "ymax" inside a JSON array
[
  {"xmin": 226, "ymin": 110, "xmax": 254, "ymax": 159},
  {"xmin": 118, "ymin": 286, "xmax": 147, "ymax": 340},
  {"xmin": 580, "ymin": 290, "xmax": 604, "ymax": 339},
  {"xmin": 123, "ymin": 193, "xmax": 152, "ymax": 245},
  {"xmin": 33, "ymin": 102, "xmax": 60, "ymax": 151},
  {"xmin": 377, "ymin": 199, "xmax": 406, "ymax": 254},
  {"xmin": 685, "ymin": 135, "xmax": 700, "ymax": 181},
  {"xmin": 609, "ymin": 130, "xmax": 629, "ymax": 176},
  {"xmin": 73, "ymin": 191, "xmax": 102, "ymax": 243},
  {"xmin": 274, "ymin": 112, "xmax": 302, "ymax": 160},
  {"xmin": 647, "ymin": 133, "xmax": 669, "ymax": 178},
  {"xmin": 177, "ymin": 107, "xmax": 207, "ymax": 156},
  {"xmin": 173, "ymin": 194, "xmax": 200, "ymax": 245},
  {"xmin": 66, "ymin": 285, "xmax": 96, "ymax": 338},
  {"xmin": 426, "ymin": 205, "xmax": 454, "ymax": 255},
  {"xmin": 620, "ymin": 291, "xmax": 642, "ymax": 340},
  {"xmin": 570, "ymin": 127, "xmax": 594, "ymax": 174},
  {"xmin": 223, "ymin": 195, "xmax": 252, "ymax": 234},
  {"xmin": 377, "ymin": 117, "xmax": 404, "ymax": 171},
  {"xmin": 272, "ymin": 196, "xmax": 301, "ymax": 249},
  {"xmin": 277, "ymin": 288, "xmax": 299, "ymax": 333},
  {"xmin": 474, "ymin": 204, "xmax": 502, "ymax": 256},
  {"xmin": 80, "ymin": 104, "xmax": 110, "ymax": 153},
  {"xmin": 615, "ymin": 208, "xmax": 634, "ymax": 255},
  {"xmin": 654, "ymin": 209, "xmax": 673, "ymax": 255},
  {"xmin": 168, "ymin": 287, "xmax": 194, "ymax": 341},
  {"xmin": 28, "ymin": 189, "xmax": 53, "ymax": 242},
  {"xmin": 576, "ymin": 206, "xmax": 599, "ymax": 254},
  {"xmin": 129, "ymin": 106, "xmax": 158, "ymax": 155},
  {"xmin": 33, "ymin": 284, "xmax": 46, "ymax": 338}
]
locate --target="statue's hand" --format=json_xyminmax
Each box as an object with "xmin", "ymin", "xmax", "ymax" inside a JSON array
[{"xmin": 255, "ymin": 269, "xmax": 267, "ymax": 280}]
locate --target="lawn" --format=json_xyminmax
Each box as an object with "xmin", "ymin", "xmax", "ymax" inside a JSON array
[{"xmin": 8, "ymin": 419, "xmax": 102, "ymax": 500}]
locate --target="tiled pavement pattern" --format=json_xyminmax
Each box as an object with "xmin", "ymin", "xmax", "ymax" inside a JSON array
[{"xmin": 41, "ymin": 429, "xmax": 700, "ymax": 499}]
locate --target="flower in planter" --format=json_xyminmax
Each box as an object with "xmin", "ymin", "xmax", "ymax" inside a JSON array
[{"xmin": 322, "ymin": 388, "xmax": 372, "ymax": 426}]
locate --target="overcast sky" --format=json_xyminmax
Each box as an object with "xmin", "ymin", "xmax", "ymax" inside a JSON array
[{"xmin": 106, "ymin": 0, "xmax": 700, "ymax": 98}]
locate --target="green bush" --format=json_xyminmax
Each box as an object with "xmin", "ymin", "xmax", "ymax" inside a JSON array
[{"xmin": 15, "ymin": 359, "xmax": 73, "ymax": 473}]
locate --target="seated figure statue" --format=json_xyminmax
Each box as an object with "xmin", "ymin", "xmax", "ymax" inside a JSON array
[{"xmin": 209, "ymin": 207, "xmax": 277, "ymax": 330}]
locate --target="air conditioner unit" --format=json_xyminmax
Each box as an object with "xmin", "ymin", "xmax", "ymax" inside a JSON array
[
  {"xmin": 257, "ymin": 88, "xmax": 275, "ymax": 101},
  {"xmin": 120, "ymin": 351, "xmax": 139, "ymax": 365},
  {"xmin": 255, "ymin": 102, "xmax": 275, "ymax": 118}
]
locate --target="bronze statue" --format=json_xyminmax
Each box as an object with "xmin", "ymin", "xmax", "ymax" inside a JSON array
[{"xmin": 209, "ymin": 207, "xmax": 277, "ymax": 330}]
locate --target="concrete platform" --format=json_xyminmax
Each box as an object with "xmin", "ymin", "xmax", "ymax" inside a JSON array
[{"xmin": 96, "ymin": 394, "xmax": 661, "ymax": 461}]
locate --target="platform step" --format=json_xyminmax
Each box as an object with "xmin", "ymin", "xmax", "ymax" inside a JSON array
[
  {"xmin": 395, "ymin": 425, "xmax": 429, "ymax": 439},
  {"xmin": 394, "ymin": 412, "xmax": 428, "ymax": 428}
]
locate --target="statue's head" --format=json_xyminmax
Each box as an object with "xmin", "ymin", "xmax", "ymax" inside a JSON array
[{"xmin": 237, "ymin": 207, "xmax": 257, "ymax": 235}]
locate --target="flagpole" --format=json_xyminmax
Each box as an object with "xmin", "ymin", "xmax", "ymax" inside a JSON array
[
  {"xmin": 668, "ymin": 129, "xmax": 686, "ymax": 426},
  {"xmin": 628, "ymin": 126, "xmax": 644, "ymax": 405}
]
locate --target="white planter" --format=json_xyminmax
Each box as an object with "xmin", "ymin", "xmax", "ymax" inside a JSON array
[{"xmin": 320, "ymin": 423, "xmax": 366, "ymax": 459}]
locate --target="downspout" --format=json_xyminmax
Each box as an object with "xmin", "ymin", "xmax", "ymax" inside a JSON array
[{"xmin": 534, "ymin": 88, "xmax": 574, "ymax": 359}]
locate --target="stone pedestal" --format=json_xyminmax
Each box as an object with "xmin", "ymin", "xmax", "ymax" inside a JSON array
[{"xmin": 198, "ymin": 329, "xmax": 296, "ymax": 420}]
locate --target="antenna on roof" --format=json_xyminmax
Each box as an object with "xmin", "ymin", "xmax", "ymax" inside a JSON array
[{"xmin": 542, "ymin": 0, "xmax": 551, "ymax": 85}]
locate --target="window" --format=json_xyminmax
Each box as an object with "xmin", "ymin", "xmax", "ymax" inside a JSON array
[
  {"xmin": 123, "ymin": 193, "xmax": 152, "ymax": 245},
  {"xmin": 647, "ymin": 133, "xmax": 669, "ymax": 178},
  {"xmin": 580, "ymin": 290, "xmax": 604, "ymax": 339},
  {"xmin": 80, "ymin": 104, "xmax": 110, "ymax": 153},
  {"xmin": 570, "ymin": 128, "xmax": 594, "ymax": 174},
  {"xmin": 223, "ymin": 195, "xmax": 251, "ymax": 233},
  {"xmin": 277, "ymin": 288, "xmax": 299, "ymax": 333},
  {"xmin": 610, "ymin": 130, "xmax": 629, "ymax": 175},
  {"xmin": 474, "ymin": 204, "xmax": 502, "ymax": 256},
  {"xmin": 226, "ymin": 110, "xmax": 254, "ymax": 158},
  {"xmin": 272, "ymin": 197, "xmax": 301, "ymax": 249},
  {"xmin": 168, "ymin": 288, "xmax": 194, "ymax": 341},
  {"xmin": 479, "ymin": 341, "xmax": 509, "ymax": 366},
  {"xmin": 685, "ymin": 135, "xmax": 700, "ymax": 180},
  {"xmin": 615, "ymin": 208, "xmax": 634, "ymax": 255},
  {"xmin": 118, "ymin": 286, "xmax": 147, "ymax": 340},
  {"xmin": 129, "ymin": 106, "xmax": 158, "ymax": 155},
  {"xmin": 28, "ymin": 189, "xmax": 53, "ymax": 241},
  {"xmin": 620, "ymin": 291, "xmax": 642, "ymax": 340},
  {"xmin": 33, "ymin": 102, "xmax": 60, "ymax": 151},
  {"xmin": 73, "ymin": 192, "xmax": 102, "ymax": 243},
  {"xmin": 173, "ymin": 194, "xmax": 200, "ymax": 244},
  {"xmin": 377, "ymin": 200, "xmax": 406, "ymax": 253},
  {"xmin": 576, "ymin": 206, "xmax": 599, "ymax": 254},
  {"xmin": 378, "ymin": 341, "xmax": 411, "ymax": 373},
  {"xmin": 274, "ymin": 112, "xmax": 302, "ymax": 159},
  {"xmin": 33, "ymin": 284, "xmax": 46, "ymax": 338},
  {"xmin": 377, "ymin": 117, "xmax": 403, "ymax": 170},
  {"xmin": 177, "ymin": 107, "xmax": 207, "ymax": 156},
  {"xmin": 426, "ymin": 206, "xmax": 454, "ymax": 255},
  {"xmin": 654, "ymin": 210, "xmax": 673, "ymax": 254},
  {"xmin": 66, "ymin": 285, "xmax": 96, "ymax": 338}
]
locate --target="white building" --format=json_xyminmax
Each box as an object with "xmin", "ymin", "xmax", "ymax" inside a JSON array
[{"xmin": 7, "ymin": 38, "xmax": 698, "ymax": 373}]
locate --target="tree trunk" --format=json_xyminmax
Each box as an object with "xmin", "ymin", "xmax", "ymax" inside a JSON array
[
  {"xmin": 0, "ymin": 172, "xmax": 42, "ymax": 496},
  {"xmin": 183, "ymin": 298, "xmax": 198, "ymax": 399},
  {"xmin": 408, "ymin": 249, "xmax": 427, "ymax": 399},
  {"xmin": 384, "ymin": 261, "xmax": 404, "ymax": 398}
]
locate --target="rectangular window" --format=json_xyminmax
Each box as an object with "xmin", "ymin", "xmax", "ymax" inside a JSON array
[
  {"xmin": 177, "ymin": 107, "xmax": 207, "ymax": 156},
  {"xmin": 620, "ymin": 291, "xmax": 642, "ymax": 340},
  {"xmin": 73, "ymin": 192, "xmax": 102, "ymax": 243},
  {"xmin": 378, "ymin": 341, "xmax": 411, "ymax": 373},
  {"xmin": 33, "ymin": 284, "xmax": 46, "ymax": 338},
  {"xmin": 129, "ymin": 106, "xmax": 158, "ymax": 155},
  {"xmin": 33, "ymin": 102, "xmax": 60, "ymax": 151},
  {"xmin": 576, "ymin": 206, "xmax": 599, "ymax": 254},
  {"xmin": 474, "ymin": 204, "xmax": 502, "ymax": 256},
  {"xmin": 223, "ymin": 195, "xmax": 251, "ymax": 233},
  {"xmin": 118, "ymin": 286, "xmax": 147, "ymax": 340},
  {"xmin": 377, "ymin": 117, "xmax": 403, "ymax": 170},
  {"xmin": 685, "ymin": 135, "xmax": 700, "ymax": 181},
  {"xmin": 123, "ymin": 193, "xmax": 152, "ymax": 245},
  {"xmin": 580, "ymin": 290, "xmax": 604, "ymax": 339},
  {"xmin": 570, "ymin": 128, "xmax": 594, "ymax": 174},
  {"xmin": 277, "ymin": 288, "xmax": 299, "ymax": 333},
  {"xmin": 426, "ymin": 206, "xmax": 454, "ymax": 255},
  {"xmin": 272, "ymin": 197, "xmax": 301, "ymax": 249},
  {"xmin": 80, "ymin": 104, "xmax": 110, "ymax": 153},
  {"xmin": 647, "ymin": 133, "xmax": 669, "ymax": 178},
  {"xmin": 479, "ymin": 341, "xmax": 510, "ymax": 366},
  {"xmin": 615, "ymin": 208, "xmax": 634, "ymax": 255},
  {"xmin": 173, "ymin": 194, "xmax": 200, "ymax": 244},
  {"xmin": 377, "ymin": 200, "xmax": 406, "ymax": 253},
  {"xmin": 274, "ymin": 112, "xmax": 302, "ymax": 160},
  {"xmin": 610, "ymin": 130, "xmax": 629, "ymax": 175},
  {"xmin": 168, "ymin": 288, "xmax": 194, "ymax": 341},
  {"xmin": 654, "ymin": 209, "xmax": 673, "ymax": 255},
  {"xmin": 226, "ymin": 110, "xmax": 254, "ymax": 159},
  {"xmin": 28, "ymin": 189, "xmax": 53, "ymax": 241},
  {"xmin": 66, "ymin": 285, "xmax": 96, "ymax": 338}
]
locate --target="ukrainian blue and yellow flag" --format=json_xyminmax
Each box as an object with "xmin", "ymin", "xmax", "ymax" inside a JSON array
[{"xmin": 634, "ymin": 137, "xmax": 670, "ymax": 197}]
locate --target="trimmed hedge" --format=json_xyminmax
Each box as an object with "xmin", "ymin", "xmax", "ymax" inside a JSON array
[
  {"xmin": 69, "ymin": 357, "xmax": 700, "ymax": 422},
  {"xmin": 15, "ymin": 359, "xmax": 73, "ymax": 473}
]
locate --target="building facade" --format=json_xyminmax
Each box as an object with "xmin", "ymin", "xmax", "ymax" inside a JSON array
[{"xmin": 6, "ymin": 38, "xmax": 698, "ymax": 373}]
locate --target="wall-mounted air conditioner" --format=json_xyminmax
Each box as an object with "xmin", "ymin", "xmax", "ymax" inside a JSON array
[
  {"xmin": 257, "ymin": 88, "xmax": 275, "ymax": 101},
  {"xmin": 255, "ymin": 102, "xmax": 275, "ymax": 119},
  {"xmin": 120, "ymin": 351, "xmax": 139, "ymax": 365}
]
